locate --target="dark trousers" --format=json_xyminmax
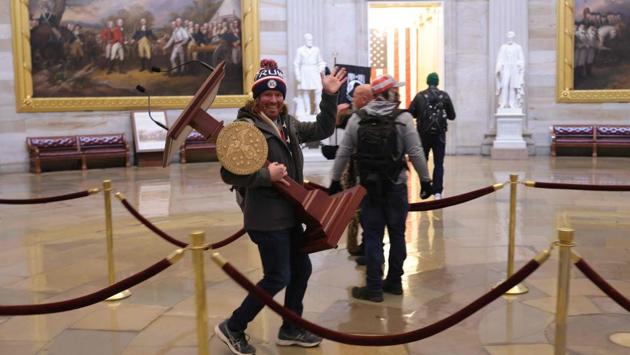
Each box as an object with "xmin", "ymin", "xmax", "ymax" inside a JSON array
[
  {"xmin": 359, "ymin": 184, "xmax": 409, "ymax": 291},
  {"xmin": 228, "ymin": 226, "xmax": 312, "ymax": 332},
  {"xmin": 420, "ymin": 132, "xmax": 446, "ymax": 194}
]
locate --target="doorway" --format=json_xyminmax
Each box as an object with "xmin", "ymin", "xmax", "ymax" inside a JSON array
[{"xmin": 367, "ymin": 1, "xmax": 444, "ymax": 107}]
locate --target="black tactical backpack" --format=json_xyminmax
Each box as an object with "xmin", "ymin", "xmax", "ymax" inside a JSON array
[
  {"xmin": 354, "ymin": 109, "xmax": 406, "ymax": 199},
  {"xmin": 421, "ymin": 90, "xmax": 448, "ymax": 135}
]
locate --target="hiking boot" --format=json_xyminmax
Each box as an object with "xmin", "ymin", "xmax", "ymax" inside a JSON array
[
  {"xmin": 276, "ymin": 327, "xmax": 322, "ymax": 347},
  {"xmin": 383, "ymin": 281, "xmax": 403, "ymax": 295},
  {"xmin": 215, "ymin": 320, "xmax": 256, "ymax": 355},
  {"xmin": 351, "ymin": 286, "xmax": 383, "ymax": 303}
]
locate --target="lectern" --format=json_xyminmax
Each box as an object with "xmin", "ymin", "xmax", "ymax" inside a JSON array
[
  {"xmin": 162, "ymin": 62, "xmax": 226, "ymax": 167},
  {"xmin": 163, "ymin": 61, "xmax": 366, "ymax": 253}
]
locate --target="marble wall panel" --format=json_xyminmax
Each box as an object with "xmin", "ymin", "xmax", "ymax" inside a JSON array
[
  {"xmin": 322, "ymin": 0, "xmax": 367, "ymax": 66},
  {"xmin": 260, "ymin": 0, "xmax": 287, "ymax": 21},
  {"xmin": 452, "ymin": 0, "xmax": 489, "ymax": 153},
  {"xmin": 0, "ymin": 24, "xmax": 10, "ymax": 39},
  {"xmin": 0, "ymin": 52, "xmax": 12, "ymax": 81}
]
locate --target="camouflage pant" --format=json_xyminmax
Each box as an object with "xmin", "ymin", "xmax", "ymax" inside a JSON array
[{"xmin": 342, "ymin": 160, "xmax": 361, "ymax": 253}]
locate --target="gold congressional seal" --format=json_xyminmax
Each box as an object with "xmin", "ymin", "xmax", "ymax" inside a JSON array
[{"xmin": 216, "ymin": 122, "xmax": 268, "ymax": 175}]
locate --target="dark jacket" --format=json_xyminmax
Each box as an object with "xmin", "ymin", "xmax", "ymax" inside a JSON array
[
  {"xmin": 221, "ymin": 92, "xmax": 338, "ymax": 231},
  {"xmin": 408, "ymin": 86, "xmax": 456, "ymax": 135}
]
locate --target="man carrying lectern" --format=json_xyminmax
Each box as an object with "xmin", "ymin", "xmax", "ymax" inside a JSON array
[{"xmin": 215, "ymin": 59, "xmax": 347, "ymax": 355}]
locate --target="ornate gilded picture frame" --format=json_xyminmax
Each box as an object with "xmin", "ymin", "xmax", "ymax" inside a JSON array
[
  {"xmin": 11, "ymin": 0, "xmax": 259, "ymax": 112},
  {"xmin": 557, "ymin": 0, "xmax": 630, "ymax": 102}
]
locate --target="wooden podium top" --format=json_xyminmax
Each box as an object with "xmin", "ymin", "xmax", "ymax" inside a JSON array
[{"xmin": 162, "ymin": 61, "xmax": 226, "ymax": 167}]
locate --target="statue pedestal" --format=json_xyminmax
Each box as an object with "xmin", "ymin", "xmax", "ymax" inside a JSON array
[{"xmin": 491, "ymin": 110, "xmax": 528, "ymax": 160}]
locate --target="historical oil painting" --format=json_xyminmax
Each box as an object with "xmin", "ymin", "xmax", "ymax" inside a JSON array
[
  {"xmin": 16, "ymin": 0, "xmax": 253, "ymax": 111},
  {"xmin": 573, "ymin": 0, "xmax": 630, "ymax": 90}
]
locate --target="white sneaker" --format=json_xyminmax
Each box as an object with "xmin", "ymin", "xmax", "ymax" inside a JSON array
[{"xmin": 434, "ymin": 193, "xmax": 442, "ymax": 200}]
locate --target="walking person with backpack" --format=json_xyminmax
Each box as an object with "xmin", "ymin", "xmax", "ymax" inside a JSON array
[
  {"xmin": 329, "ymin": 74, "xmax": 433, "ymax": 302},
  {"xmin": 409, "ymin": 72, "xmax": 456, "ymax": 200}
]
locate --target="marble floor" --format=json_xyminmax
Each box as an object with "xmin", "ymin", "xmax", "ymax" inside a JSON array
[{"xmin": 0, "ymin": 154, "xmax": 629, "ymax": 355}]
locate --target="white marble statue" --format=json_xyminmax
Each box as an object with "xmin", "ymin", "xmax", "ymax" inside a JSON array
[
  {"xmin": 294, "ymin": 33, "xmax": 326, "ymax": 116},
  {"xmin": 495, "ymin": 31, "xmax": 525, "ymax": 113}
]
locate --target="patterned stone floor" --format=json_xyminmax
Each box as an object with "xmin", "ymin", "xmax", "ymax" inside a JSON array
[{"xmin": 0, "ymin": 154, "xmax": 628, "ymax": 354}]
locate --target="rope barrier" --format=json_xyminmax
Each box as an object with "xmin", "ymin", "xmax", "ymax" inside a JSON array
[
  {"xmin": 409, "ymin": 184, "xmax": 504, "ymax": 212},
  {"xmin": 116, "ymin": 193, "xmax": 246, "ymax": 250},
  {"xmin": 523, "ymin": 181, "xmax": 630, "ymax": 191},
  {"xmin": 306, "ymin": 181, "xmax": 505, "ymax": 212},
  {"xmin": 0, "ymin": 188, "xmax": 100, "ymax": 205},
  {"xmin": 0, "ymin": 249, "xmax": 184, "ymax": 316},
  {"xmin": 210, "ymin": 248, "xmax": 549, "ymax": 346},
  {"xmin": 573, "ymin": 254, "xmax": 630, "ymax": 312}
]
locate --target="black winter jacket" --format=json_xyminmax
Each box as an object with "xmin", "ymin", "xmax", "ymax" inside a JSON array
[{"xmin": 220, "ymin": 92, "xmax": 338, "ymax": 231}]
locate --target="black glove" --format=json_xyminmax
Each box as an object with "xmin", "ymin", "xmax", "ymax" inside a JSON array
[
  {"xmin": 420, "ymin": 180, "xmax": 433, "ymax": 200},
  {"xmin": 328, "ymin": 180, "xmax": 342, "ymax": 195}
]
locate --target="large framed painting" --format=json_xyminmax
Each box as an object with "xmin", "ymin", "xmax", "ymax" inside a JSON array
[
  {"xmin": 10, "ymin": 0, "xmax": 259, "ymax": 112},
  {"xmin": 557, "ymin": 0, "xmax": 630, "ymax": 102}
]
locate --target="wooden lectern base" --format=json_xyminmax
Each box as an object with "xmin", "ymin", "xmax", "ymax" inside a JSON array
[
  {"xmin": 136, "ymin": 151, "xmax": 165, "ymax": 167},
  {"xmin": 300, "ymin": 186, "xmax": 365, "ymax": 253},
  {"xmin": 273, "ymin": 178, "xmax": 366, "ymax": 253}
]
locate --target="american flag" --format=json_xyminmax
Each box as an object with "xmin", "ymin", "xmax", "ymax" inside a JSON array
[
  {"xmin": 370, "ymin": 29, "xmax": 387, "ymax": 69},
  {"xmin": 369, "ymin": 27, "xmax": 419, "ymax": 107}
]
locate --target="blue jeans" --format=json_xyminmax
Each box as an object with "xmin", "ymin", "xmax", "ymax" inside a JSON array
[
  {"xmin": 360, "ymin": 183, "xmax": 409, "ymax": 292},
  {"xmin": 228, "ymin": 226, "xmax": 312, "ymax": 332},
  {"xmin": 420, "ymin": 132, "xmax": 446, "ymax": 194}
]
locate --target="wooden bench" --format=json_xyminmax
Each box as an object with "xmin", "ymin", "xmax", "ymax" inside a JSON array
[
  {"xmin": 551, "ymin": 125, "xmax": 630, "ymax": 157},
  {"xmin": 27, "ymin": 136, "xmax": 82, "ymax": 173},
  {"xmin": 551, "ymin": 125, "xmax": 595, "ymax": 157},
  {"xmin": 179, "ymin": 130, "xmax": 217, "ymax": 163},
  {"xmin": 595, "ymin": 125, "xmax": 630, "ymax": 156},
  {"xmin": 79, "ymin": 134, "xmax": 130, "ymax": 169},
  {"xmin": 27, "ymin": 134, "xmax": 129, "ymax": 173}
]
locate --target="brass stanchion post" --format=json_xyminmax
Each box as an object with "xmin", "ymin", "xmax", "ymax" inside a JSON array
[
  {"xmin": 103, "ymin": 180, "xmax": 131, "ymax": 302},
  {"xmin": 554, "ymin": 228, "xmax": 574, "ymax": 355},
  {"xmin": 503, "ymin": 174, "xmax": 528, "ymax": 295},
  {"xmin": 191, "ymin": 231, "xmax": 209, "ymax": 355}
]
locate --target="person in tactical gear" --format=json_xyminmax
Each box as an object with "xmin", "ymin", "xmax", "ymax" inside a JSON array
[
  {"xmin": 329, "ymin": 74, "xmax": 432, "ymax": 302},
  {"xmin": 408, "ymin": 72, "xmax": 456, "ymax": 200}
]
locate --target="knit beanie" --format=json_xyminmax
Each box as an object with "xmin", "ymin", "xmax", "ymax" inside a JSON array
[
  {"xmin": 427, "ymin": 72, "xmax": 439, "ymax": 86},
  {"xmin": 252, "ymin": 59, "xmax": 286, "ymax": 99}
]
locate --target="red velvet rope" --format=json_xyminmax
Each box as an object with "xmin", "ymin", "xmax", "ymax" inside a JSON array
[
  {"xmin": 574, "ymin": 258, "xmax": 630, "ymax": 312},
  {"xmin": 409, "ymin": 185, "xmax": 497, "ymax": 212},
  {"xmin": 0, "ymin": 190, "xmax": 92, "ymax": 205},
  {"xmin": 220, "ymin": 258, "xmax": 540, "ymax": 346},
  {"xmin": 0, "ymin": 258, "xmax": 172, "ymax": 315},
  {"xmin": 118, "ymin": 197, "xmax": 246, "ymax": 250},
  {"xmin": 530, "ymin": 181, "xmax": 630, "ymax": 191},
  {"xmin": 307, "ymin": 182, "xmax": 498, "ymax": 212},
  {"xmin": 209, "ymin": 229, "xmax": 247, "ymax": 249}
]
